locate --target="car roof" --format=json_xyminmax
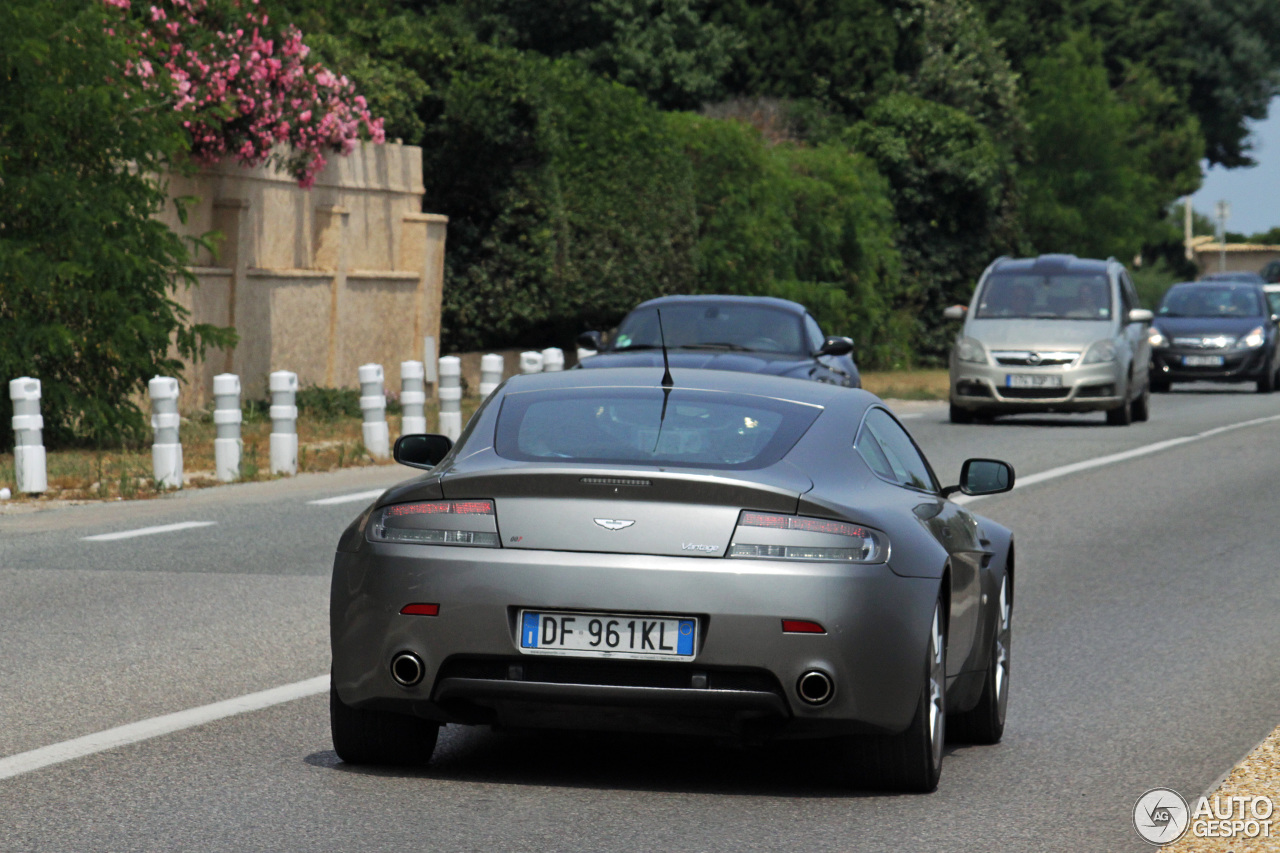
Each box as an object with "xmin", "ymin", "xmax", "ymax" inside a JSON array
[
  {"xmin": 991, "ymin": 254, "xmax": 1113, "ymax": 276},
  {"xmin": 502, "ymin": 366, "xmax": 877, "ymax": 409},
  {"xmin": 631, "ymin": 294, "xmax": 809, "ymax": 316}
]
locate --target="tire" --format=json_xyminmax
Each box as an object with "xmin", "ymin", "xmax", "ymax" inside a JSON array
[
  {"xmin": 949, "ymin": 401, "xmax": 975, "ymax": 424},
  {"xmin": 948, "ymin": 573, "xmax": 1011, "ymax": 745},
  {"xmin": 1257, "ymin": 368, "xmax": 1275, "ymax": 394},
  {"xmin": 1130, "ymin": 382, "xmax": 1150, "ymax": 422},
  {"xmin": 840, "ymin": 601, "xmax": 946, "ymax": 793},
  {"xmin": 1150, "ymin": 377, "xmax": 1170, "ymax": 393},
  {"xmin": 330, "ymin": 680, "xmax": 440, "ymax": 766},
  {"xmin": 1105, "ymin": 398, "xmax": 1132, "ymax": 426}
]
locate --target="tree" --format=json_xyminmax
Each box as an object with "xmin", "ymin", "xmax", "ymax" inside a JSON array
[{"xmin": 0, "ymin": 0, "xmax": 234, "ymax": 447}]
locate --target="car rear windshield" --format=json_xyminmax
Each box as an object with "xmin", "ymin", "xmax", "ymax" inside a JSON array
[
  {"xmin": 612, "ymin": 304, "xmax": 806, "ymax": 355},
  {"xmin": 494, "ymin": 387, "xmax": 822, "ymax": 470},
  {"xmin": 975, "ymin": 272, "xmax": 1112, "ymax": 320},
  {"xmin": 1159, "ymin": 284, "xmax": 1264, "ymax": 318}
]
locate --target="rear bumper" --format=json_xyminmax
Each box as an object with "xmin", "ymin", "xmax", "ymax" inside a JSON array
[{"xmin": 330, "ymin": 543, "xmax": 939, "ymax": 739}]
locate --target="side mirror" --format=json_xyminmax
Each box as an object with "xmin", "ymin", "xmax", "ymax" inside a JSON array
[
  {"xmin": 577, "ymin": 330, "xmax": 605, "ymax": 351},
  {"xmin": 941, "ymin": 458, "xmax": 1015, "ymax": 498},
  {"xmin": 943, "ymin": 305, "xmax": 968, "ymax": 321},
  {"xmin": 393, "ymin": 434, "xmax": 453, "ymax": 470},
  {"xmin": 816, "ymin": 335, "xmax": 854, "ymax": 357},
  {"xmin": 1128, "ymin": 308, "xmax": 1154, "ymax": 324}
]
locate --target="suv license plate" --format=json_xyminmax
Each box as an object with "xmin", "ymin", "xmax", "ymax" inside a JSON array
[
  {"xmin": 1006, "ymin": 374, "xmax": 1062, "ymax": 388},
  {"xmin": 519, "ymin": 610, "xmax": 696, "ymax": 660},
  {"xmin": 1183, "ymin": 355, "xmax": 1224, "ymax": 367}
]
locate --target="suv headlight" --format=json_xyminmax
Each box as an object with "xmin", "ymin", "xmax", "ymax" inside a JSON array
[
  {"xmin": 1081, "ymin": 340, "xmax": 1117, "ymax": 364},
  {"xmin": 955, "ymin": 336, "xmax": 988, "ymax": 364},
  {"xmin": 1148, "ymin": 327, "xmax": 1166, "ymax": 348},
  {"xmin": 1237, "ymin": 326, "xmax": 1265, "ymax": 349}
]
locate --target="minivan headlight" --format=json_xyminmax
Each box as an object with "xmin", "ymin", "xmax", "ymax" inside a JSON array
[
  {"xmin": 1081, "ymin": 340, "xmax": 1117, "ymax": 364},
  {"xmin": 955, "ymin": 336, "xmax": 988, "ymax": 364}
]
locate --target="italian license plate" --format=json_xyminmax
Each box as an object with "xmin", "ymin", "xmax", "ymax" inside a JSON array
[
  {"xmin": 1006, "ymin": 374, "xmax": 1062, "ymax": 388},
  {"xmin": 1183, "ymin": 355, "xmax": 1224, "ymax": 367},
  {"xmin": 518, "ymin": 610, "xmax": 696, "ymax": 660}
]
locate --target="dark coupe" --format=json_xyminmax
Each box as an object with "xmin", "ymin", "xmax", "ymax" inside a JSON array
[
  {"xmin": 1148, "ymin": 280, "xmax": 1280, "ymax": 393},
  {"xmin": 576, "ymin": 295, "xmax": 860, "ymax": 388},
  {"xmin": 329, "ymin": 368, "xmax": 1016, "ymax": 792}
]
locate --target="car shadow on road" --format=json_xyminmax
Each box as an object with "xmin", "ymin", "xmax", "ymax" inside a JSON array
[{"xmin": 304, "ymin": 725, "xmax": 960, "ymax": 798}]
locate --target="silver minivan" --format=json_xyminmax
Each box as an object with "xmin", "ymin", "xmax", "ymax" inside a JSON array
[{"xmin": 945, "ymin": 254, "xmax": 1153, "ymax": 425}]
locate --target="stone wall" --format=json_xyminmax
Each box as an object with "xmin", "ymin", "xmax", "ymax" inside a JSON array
[{"xmin": 159, "ymin": 142, "xmax": 446, "ymax": 408}]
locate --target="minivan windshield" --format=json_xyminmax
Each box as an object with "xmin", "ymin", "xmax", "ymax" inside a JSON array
[
  {"xmin": 975, "ymin": 272, "xmax": 1112, "ymax": 320},
  {"xmin": 1158, "ymin": 284, "xmax": 1264, "ymax": 318},
  {"xmin": 495, "ymin": 387, "xmax": 821, "ymax": 470}
]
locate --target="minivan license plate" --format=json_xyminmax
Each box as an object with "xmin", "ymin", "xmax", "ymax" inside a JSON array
[
  {"xmin": 519, "ymin": 610, "xmax": 696, "ymax": 660},
  {"xmin": 1006, "ymin": 374, "xmax": 1062, "ymax": 388}
]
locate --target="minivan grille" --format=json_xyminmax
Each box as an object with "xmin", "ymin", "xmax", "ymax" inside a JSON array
[{"xmin": 992, "ymin": 351, "xmax": 1079, "ymax": 366}]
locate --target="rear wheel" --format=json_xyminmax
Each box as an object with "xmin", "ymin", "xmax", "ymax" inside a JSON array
[
  {"xmin": 949, "ymin": 402, "xmax": 975, "ymax": 424},
  {"xmin": 948, "ymin": 574, "xmax": 1011, "ymax": 745},
  {"xmin": 840, "ymin": 601, "xmax": 946, "ymax": 792},
  {"xmin": 330, "ymin": 680, "xmax": 440, "ymax": 766}
]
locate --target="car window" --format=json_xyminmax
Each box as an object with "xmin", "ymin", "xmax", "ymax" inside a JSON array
[
  {"xmin": 1266, "ymin": 290, "xmax": 1280, "ymax": 316},
  {"xmin": 495, "ymin": 387, "xmax": 822, "ymax": 470},
  {"xmin": 612, "ymin": 304, "xmax": 806, "ymax": 354},
  {"xmin": 855, "ymin": 408, "xmax": 937, "ymax": 492},
  {"xmin": 1120, "ymin": 272, "xmax": 1137, "ymax": 316},
  {"xmin": 975, "ymin": 272, "xmax": 1112, "ymax": 320},
  {"xmin": 1159, "ymin": 284, "xmax": 1264, "ymax": 318},
  {"xmin": 803, "ymin": 315, "xmax": 825, "ymax": 353}
]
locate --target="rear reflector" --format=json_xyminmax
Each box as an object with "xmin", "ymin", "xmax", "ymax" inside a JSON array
[
  {"xmin": 782, "ymin": 619, "xmax": 826, "ymax": 634},
  {"xmin": 400, "ymin": 603, "xmax": 440, "ymax": 616}
]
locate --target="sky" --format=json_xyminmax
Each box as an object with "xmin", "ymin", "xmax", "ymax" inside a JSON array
[{"xmin": 1190, "ymin": 96, "xmax": 1280, "ymax": 237}]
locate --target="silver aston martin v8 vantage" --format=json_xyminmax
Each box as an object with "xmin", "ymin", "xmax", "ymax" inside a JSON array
[{"xmin": 329, "ymin": 368, "xmax": 1016, "ymax": 792}]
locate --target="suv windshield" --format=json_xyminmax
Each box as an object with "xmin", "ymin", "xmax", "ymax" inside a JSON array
[
  {"xmin": 1159, "ymin": 284, "xmax": 1264, "ymax": 318},
  {"xmin": 495, "ymin": 387, "xmax": 821, "ymax": 470},
  {"xmin": 975, "ymin": 272, "xmax": 1112, "ymax": 320},
  {"xmin": 612, "ymin": 304, "xmax": 806, "ymax": 355}
]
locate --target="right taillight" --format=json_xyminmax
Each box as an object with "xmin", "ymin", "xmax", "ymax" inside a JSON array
[
  {"xmin": 727, "ymin": 511, "xmax": 887, "ymax": 563},
  {"xmin": 368, "ymin": 500, "xmax": 501, "ymax": 547}
]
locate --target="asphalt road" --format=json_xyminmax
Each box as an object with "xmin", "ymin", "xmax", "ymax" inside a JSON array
[{"xmin": 2, "ymin": 385, "xmax": 1279, "ymax": 852}]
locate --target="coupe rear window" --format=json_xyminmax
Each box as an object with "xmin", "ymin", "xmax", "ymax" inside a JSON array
[{"xmin": 494, "ymin": 387, "xmax": 821, "ymax": 470}]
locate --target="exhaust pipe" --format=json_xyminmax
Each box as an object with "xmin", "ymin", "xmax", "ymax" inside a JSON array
[
  {"xmin": 797, "ymin": 669, "xmax": 834, "ymax": 705},
  {"xmin": 390, "ymin": 652, "xmax": 425, "ymax": 687}
]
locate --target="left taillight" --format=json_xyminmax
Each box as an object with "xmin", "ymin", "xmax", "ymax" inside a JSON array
[{"xmin": 368, "ymin": 500, "xmax": 501, "ymax": 547}]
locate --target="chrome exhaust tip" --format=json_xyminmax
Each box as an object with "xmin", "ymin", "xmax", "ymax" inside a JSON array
[
  {"xmin": 797, "ymin": 669, "xmax": 834, "ymax": 705},
  {"xmin": 390, "ymin": 652, "xmax": 425, "ymax": 687}
]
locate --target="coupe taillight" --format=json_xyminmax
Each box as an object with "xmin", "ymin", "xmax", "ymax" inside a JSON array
[
  {"xmin": 728, "ymin": 511, "xmax": 887, "ymax": 563},
  {"xmin": 369, "ymin": 500, "xmax": 501, "ymax": 547}
]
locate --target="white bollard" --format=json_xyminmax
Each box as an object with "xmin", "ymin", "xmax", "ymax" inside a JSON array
[
  {"xmin": 540, "ymin": 347, "xmax": 565, "ymax": 372},
  {"xmin": 519, "ymin": 351, "xmax": 544, "ymax": 374},
  {"xmin": 359, "ymin": 363, "xmax": 390, "ymax": 459},
  {"xmin": 479, "ymin": 353, "xmax": 505, "ymax": 398},
  {"xmin": 400, "ymin": 360, "xmax": 427, "ymax": 436},
  {"xmin": 148, "ymin": 376, "xmax": 183, "ymax": 489},
  {"xmin": 577, "ymin": 347, "xmax": 597, "ymax": 362},
  {"xmin": 212, "ymin": 373, "xmax": 241, "ymax": 482},
  {"xmin": 438, "ymin": 355, "xmax": 462, "ymax": 441},
  {"xmin": 269, "ymin": 370, "xmax": 298, "ymax": 476},
  {"xmin": 10, "ymin": 377, "xmax": 47, "ymax": 494}
]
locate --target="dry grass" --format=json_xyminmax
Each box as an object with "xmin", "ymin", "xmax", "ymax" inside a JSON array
[
  {"xmin": 0, "ymin": 399, "xmax": 481, "ymax": 504},
  {"xmin": 860, "ymin": 369, "xmax": 950, "ymax": 401}
]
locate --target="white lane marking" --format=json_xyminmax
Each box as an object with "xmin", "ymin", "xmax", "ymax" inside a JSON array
[
  {"xmin": 81, "ymin": 521, "xmax": 217, "ymax": 542},
  {"xmin": 0, "ymin": 675, "xmax": 328, "ymax": 781},
  {"xmin": 954, "ymin": 412, "xmax": 1280, "ymax": 505},
  {"xmin": 308, "ymin": 489, "xmax": 385, "ymax": 506}
]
